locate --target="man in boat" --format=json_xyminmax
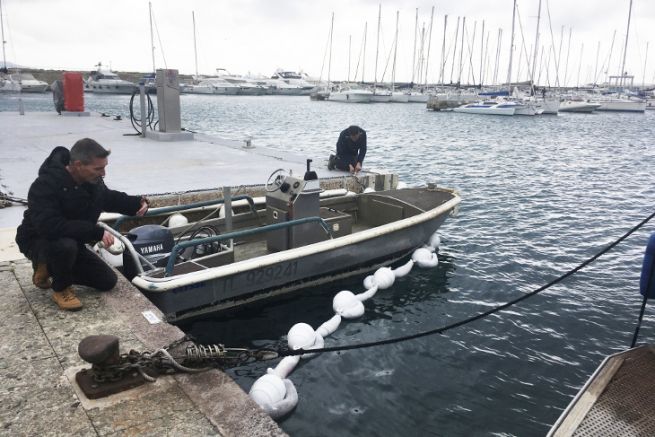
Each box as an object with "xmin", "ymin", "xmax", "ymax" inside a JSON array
[
  {"xmin": 328, "ymin": 125, "xmax": 367, "ymax": 174},
  {"xmin": 15, "ymin": 138, "xmax": 149, "ymax": 311}
]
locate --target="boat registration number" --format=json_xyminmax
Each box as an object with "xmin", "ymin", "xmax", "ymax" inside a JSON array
[{"xmin": 246, "ymin": 261, "xmax": 299, "ymax": 284}]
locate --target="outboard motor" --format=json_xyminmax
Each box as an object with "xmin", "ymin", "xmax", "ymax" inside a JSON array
[{"xmin": 122, "ymin": 224, "xmax": 175, "ymax": 280}]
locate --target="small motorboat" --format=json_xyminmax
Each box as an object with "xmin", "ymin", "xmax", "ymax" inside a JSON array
[
  {"xmin": 453, "ymin": 100, "xmax": 518, "ymax": 116},
  {"xmin": 99, "ymin": 168, "xmax": 460, "ymax": 322},
  {"xmin": 559, "ymin": 99, "xmax": 602, "ymax": 113}
]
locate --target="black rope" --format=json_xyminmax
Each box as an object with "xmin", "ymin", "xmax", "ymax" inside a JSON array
[
  {"xmin": 282, "ymin": 209, "xmax": 655, "ymax": 357},
  {"xmin": 631, "ymin": 294, "xmax": 649, "ymax": 348}
]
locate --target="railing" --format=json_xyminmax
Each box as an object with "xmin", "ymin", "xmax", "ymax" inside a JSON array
[{"xmin": 112, "ymin": 195, "xmax": 259, "ymax": 230}]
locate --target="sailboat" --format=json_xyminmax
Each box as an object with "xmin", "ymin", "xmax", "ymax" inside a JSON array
[
  {"xmin": 310, "ymin": 13, "xmax": 334, "ymax": 101},
  {"xmin": 329, "ymin": 22, "xmax": 372, "ymax": 103},
  {"xmin": 595, "ymin": 0, "xmax": 646, "ymax": 113},
  {"xmin": 0, "ymin": 0, "xmax": 20, "ymax": 93}
]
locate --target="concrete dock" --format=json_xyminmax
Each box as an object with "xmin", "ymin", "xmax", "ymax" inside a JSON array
[
  {"xmin": 0, "ymin": 111, "xmax": 313, "ymax": 435},
  {"xmin": 0, "ymin": 255, "xmax": 286, "ymax": 436}
]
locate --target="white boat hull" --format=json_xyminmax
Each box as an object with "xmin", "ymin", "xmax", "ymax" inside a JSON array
[
  {"xmin": 328, "ymin": 92, "xmax": 371, "ymax": 103},
  {"xmin": 559, "ymin": 101, "xmax": 602, "ymax": 113},
  {"xmin": 596, "ymin": 99, "xmax": 647, "ymax": 113},
  {"xmin": 454, "ymin": 105, "xmax": 515, "ymax": 116},
  {"xmin": 390, "ymin": 92, "xmax": 409, "ymax": 103}
]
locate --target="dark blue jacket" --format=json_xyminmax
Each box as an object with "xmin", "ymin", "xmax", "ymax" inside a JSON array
[
  {"xmin": 336, "ymin": 127, "xmax": 367, "ymax": 167},
  {"xmin": 16, "ymin": 147, "xmax": 142, "ymax": 253}
]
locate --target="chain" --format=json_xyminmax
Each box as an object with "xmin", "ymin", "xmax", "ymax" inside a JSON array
[{"xmin": 88, "ymin": 337, "xmax": 279, "ymax": 383}]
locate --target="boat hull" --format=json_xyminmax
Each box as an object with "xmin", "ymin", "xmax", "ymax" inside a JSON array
[
  {"xmin": 454, "ymin": 105, "xmax": 515, "ymax": 116},
  {"xmin": 132, "ymin": 188, "xmax": 459, "ymax": 321}
]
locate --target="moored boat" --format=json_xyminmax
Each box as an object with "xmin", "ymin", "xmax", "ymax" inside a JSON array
[
  {"xmin": 99, "ymin": 173, "xmax": 460, "ymax": 322},
  {"xmin": 453, "ymin": 100, "xmax": 517, "ymax": 116}
]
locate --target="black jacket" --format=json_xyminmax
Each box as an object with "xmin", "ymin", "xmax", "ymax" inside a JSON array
[
  {"xmin": 336, "ymin": 127, "xmax": 367, "ymax": 167},
  {"xmin": 16, "ymin": 147, "xmax": 142, "ymax": 253}
]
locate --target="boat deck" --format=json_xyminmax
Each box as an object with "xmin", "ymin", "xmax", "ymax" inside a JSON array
[{"xmin": 549, "ymin": 345, "xmax": 655, "ymax": 436}]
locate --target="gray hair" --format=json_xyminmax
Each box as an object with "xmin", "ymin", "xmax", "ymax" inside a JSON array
[{"xmin": 70, "ymin": 138, "xmax": 111, "ymax": 164}]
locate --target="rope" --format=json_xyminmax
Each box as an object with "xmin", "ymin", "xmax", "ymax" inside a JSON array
[{"xmin": 282, "ymin": 209, "xmax": 655, "ymax": 356}]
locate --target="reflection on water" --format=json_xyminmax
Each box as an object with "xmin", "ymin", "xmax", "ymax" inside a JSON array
[{"xmin": 3, "ymin": 94, "xmax": 655, "ymax": 436}]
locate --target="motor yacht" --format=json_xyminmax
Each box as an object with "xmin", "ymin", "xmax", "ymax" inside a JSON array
[
  {"xmin": 86, "ymin": 66, "xmax": 137, "ymax": 94},
  {"xmin": 9, "ymin": 73, "xmax": 48, "ymax": 92}
]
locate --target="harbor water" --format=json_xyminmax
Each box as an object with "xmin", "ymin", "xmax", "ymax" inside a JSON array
[{"xmin": 3, "ymin": 94, "xmax": 655, "ymax": 436}]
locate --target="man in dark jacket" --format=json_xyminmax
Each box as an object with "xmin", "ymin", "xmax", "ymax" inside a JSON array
[
  {"xmin": 15, "ymin": 138, "xmax": 149, "ymax": 311},
  {"xmin": 328, "ymin": 125, "xmax": 367, "ymax": 173}
]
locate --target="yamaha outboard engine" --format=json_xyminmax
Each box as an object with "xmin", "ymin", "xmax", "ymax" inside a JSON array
[{"xmin": 122, "ymin": 224, "xmax": 174, "ymax": 280}]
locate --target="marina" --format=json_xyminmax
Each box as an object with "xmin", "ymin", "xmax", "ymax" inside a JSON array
[{"xmin": 1, "ymin": 90, "xmax": 654, "ymax": 435}]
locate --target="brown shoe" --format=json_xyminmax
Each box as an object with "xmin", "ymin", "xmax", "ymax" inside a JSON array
[
  {"xmin": 52, "ymin": 287, "xmax": 82, "ymax": 311},
  {"xmin": 32, "ymin": 263, "xmax": 52, "ymax": 289}
]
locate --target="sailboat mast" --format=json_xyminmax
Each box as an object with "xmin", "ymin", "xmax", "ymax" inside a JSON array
[
  {"xmin": 374, "ymin": 4, "xmax": 381, "ymax": 90},
  {"xmin": 531, "ymin": 0, "xmax": 541, "ymax": 89},
  {"xmin": 563, "ymin": 27, "xmax": 572, "ymax": 87},
  {"xmin": 362, "ymin": 22, "xmax": 367, "ymax": 83},
  {"xmin": 192, "ymin": 11, "xmax": 199, "ymax": 78},
  {"xmin": 450, "ymin": 17, "xmax": 460, "ymax": 84},
  {"xmin": 411, "ymin": 8, "xmax": 418, "ymax": 85},
  {"xmin": 391, "ymin": 11, "xmax": 399, "ymax": 92},
  {"xmin": 347, "ymin": 35, "xmax": 351, "ymax": 82},
  {"xmin": 576, "ymin": 42, "xmax": 584, "ymax": 88},
  {"xmin": 619, "ymin": 0, "xmax": 633, "ymax": 89},
  {"xmin": 424, "ymin": 6, "xmax": 434, "ymax": 88},
  {"xmin": 458, "ymin": 17, "xmax": 466, "ymax": 85},
  {"xmin": 149, "ymin": 2, "xmax": 156, "ymax": 73},
  {"xmin": 479, "ymin": 20, "xmax": 485, "ymax": 87},
  {"xmin": 506, "ymin": 0, "xmax": 516, "ymax": 90},
  {"xmin": 493, "ymin": 28, "xmax": 502, "ymax": 85},
  {"xmin": 440, "ymin": 15, "xmax": 448, "ymax": 85},
  {"xmin": 328, "ymin": 12, "xmax": 334, "ymax": 89},
  {"xmin": 0, "ymin": 0, "xmax": 7, "ymax": 71},
  {"xmin": 642, "ymin": 41, "xmax": 648, "ymax": 88}
]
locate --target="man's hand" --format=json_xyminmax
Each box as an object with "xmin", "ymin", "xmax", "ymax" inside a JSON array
[
  {"xmin": 354, "ymin": 162, "xmax": 362, "ymax": 173},
  {"xmin": 349, "ymin": 164, "xmax": 355, "ymax": 173},
  {"xmin": 136, "ymin": 197, "xmax": 149, "ymax": 217},
  {"xmin": 101, "ymin": 230, "xmax": 115, "ymax": 248}
]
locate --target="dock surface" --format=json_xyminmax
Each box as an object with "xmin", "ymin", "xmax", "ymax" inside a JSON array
[{"xmin": 0, "ymin": 257, "xmax": 285, "ymax": 436}]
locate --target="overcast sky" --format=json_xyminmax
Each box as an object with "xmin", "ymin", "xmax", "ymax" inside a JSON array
[{"xmin": 2, "ymin": 0, "xmax": 654, "ymax": 86}]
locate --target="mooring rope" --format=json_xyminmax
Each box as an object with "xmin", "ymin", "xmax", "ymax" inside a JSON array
[{"xmin": 280, "ymin": 209, "xmax": 655, "ymax": 357}]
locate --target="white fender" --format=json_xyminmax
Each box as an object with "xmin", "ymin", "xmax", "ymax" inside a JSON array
[
  {"xmin": 168, "ymin": 213, "xmax": 189, "ymax": 228},
  {"xmin": 393, "ymin": 259, "xmax": 414, "ymax": 278},
  {"xmin": 333, "ymin": 290, "xmax": 365, "ymax": 319},
  {"xmin": 428, "ymin": 232, "xmax": 441, "ymax": 250},
  {"xmin": 373, "ymin": 267, "xmax": 395, "ymax": 289},
  {"xmin": 412, "ymin": 247, "xmax": 439, "ymax": 268},
  {"xmin": 268, "ymin": 379, "xmax": 298, "ymax": 420}
]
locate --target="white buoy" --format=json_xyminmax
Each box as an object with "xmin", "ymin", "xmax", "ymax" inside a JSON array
[
  {"xmin": 249, "ymin": 373, "xmax": 287, "ymax": 408},
  {"xmin": 333, "ymin": 290, "xmax": 365, "ymax": 318},
  {"xmin": 412, "ymin": 247, "xmax": 439, "ymax": 268},
  {"xmin": 363, "ymin": 187, "xmax": 376, "ymax": 193},
  {"xmin": 168, "ymin": 213, "xmax": 189, "ymax": 228},
  {"xmin": 287, "ymin": 323, "xmax": 318, "ymax": 350},
  {"xmin": 428, "ymin": 233, "xmax": 441, "ymax": 250},
  {"xmin": 373, "ymin": 267, "xmax": 395, "ymax": 289}
]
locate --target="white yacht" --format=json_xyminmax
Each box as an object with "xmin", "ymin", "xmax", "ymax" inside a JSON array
[
  {"xmin": 595, "ymin": 96, "xmax": 647, "ymax": 113},
  {"xmin": 9, "ymin": 73, "xmax": 48, "ymax": 92},
  {"xmin": 328, "ymin": 85, "xmax": 372, "ymax": 103},
  {"xmin": 215, "ymin": 69, "xmax": 268, "ymax": 95},
  {"xmin": 559, "ymin": 99, "xmax": 602, "ymax": 113},
  {"xmin": 453, "ymin": 100, "xmax": 517, "ymax": 116},
  {"xmin": 370, "ymin": 87, "xmax": 392, "ymax": 103},
  {"xmin": 270, "ymin": 70, "xmax": 315, "ymax": 95},
  {"xmin": 86, "ymin": 66, "xmax": 137, "ymax": 94}
]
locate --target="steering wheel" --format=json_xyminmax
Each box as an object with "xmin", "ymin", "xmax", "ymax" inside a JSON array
[{"xmin": 265, "ymin": 168, "xmax": 288, "ymax": 192}]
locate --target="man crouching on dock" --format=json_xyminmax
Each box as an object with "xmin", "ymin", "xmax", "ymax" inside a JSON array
[{"xmin": 15, "ymin": 138, "xmax": 149, "ymax": 311}]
